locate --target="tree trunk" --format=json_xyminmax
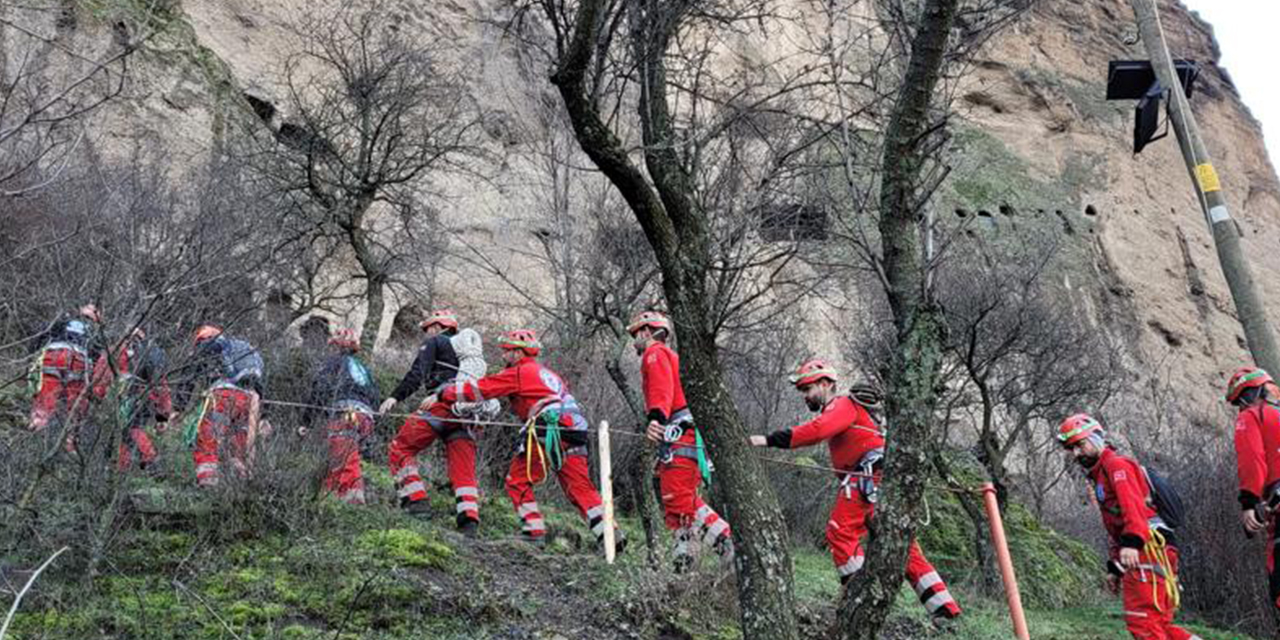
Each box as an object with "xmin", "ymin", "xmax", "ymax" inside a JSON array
[
  {"xmin": 548, "ymin": 2, "xmax": 799, "ymax": 637},
  {"xmin": 835, "ymin": 0, "xmax": 959, "ymax": 637}
]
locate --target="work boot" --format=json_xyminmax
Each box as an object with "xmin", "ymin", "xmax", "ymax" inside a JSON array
[
  {"xmin": 929, "ymin": 612, "xmax": 958, "ymax": 633},
  {"xmin": 457, "ymin": 518, "xmax": 479, "ymax": 539},
  {"xmin": 595, "ymin": 528, "xmax": 627, "ymax": 555},
  {"xmin": 403, "ymin": 499, "xmax": 433, "ymax": 520},
  {"xmin": 517, "ymin": 532, "xmax": 547, "ymax": 549}
]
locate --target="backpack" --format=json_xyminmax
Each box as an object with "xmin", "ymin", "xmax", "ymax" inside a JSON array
[
  {"xmin": 1142, "ymin": 466, "xmax": 1186, "ymax": 530},
  {"xmin": 219, "ymin": 338, "xmax": 264, "ymax": 385}
]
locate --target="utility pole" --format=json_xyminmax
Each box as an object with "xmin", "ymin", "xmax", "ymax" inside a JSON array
[{"xmin": 1128, "ymin": 0, "xmax": 1280, "ymax": 376}]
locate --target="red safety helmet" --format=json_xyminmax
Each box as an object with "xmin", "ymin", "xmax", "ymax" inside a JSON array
[
  {"xmin": 627, "ymin": 310, "xmax": 671, "ymax": 337},
  {"xmin": 79, "ymin": 304, "xmax": 101, "ymax": 323},
  {"xmin": 329, "ymin": 328, "xmax": 360, "ymax": 352},
  {"xmin": 498, "ymin": 329, "xmax": 541, "ymax": 356},
  {"xmin": 1057, "ymin": 413, "xmax": 1104, "ymax": 448},
  {"xmin": 420, "ymin": 309, "xmax": 459, "ymax": 333},
  {"xmin": 193, "ymin": 324, "xmax": 223, "ymax": 345},
  {"xmin": 789, "ymin": 358, "xmax": 838, "ymax": 388},
  {"xmin": 1226, "ymin": 366, "xmax": 1273, "ymax": 403}
]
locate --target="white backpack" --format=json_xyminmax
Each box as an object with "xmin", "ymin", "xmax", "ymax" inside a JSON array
[{"xmin": 449, "ymin": 328, "xmax": 499, "ymax": 419}]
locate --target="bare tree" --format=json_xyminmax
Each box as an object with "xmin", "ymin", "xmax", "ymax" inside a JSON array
[{"xmin": 245, "ymin": 1, "xmax": 482, "ymax": 354}]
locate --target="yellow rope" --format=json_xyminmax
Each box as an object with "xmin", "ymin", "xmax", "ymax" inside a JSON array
[
  {"xmin": 523, "ymin": 413, "xmax": 547, "ymax": 483},
  {"xmin": 1144, "ymin": 529, "xmax": 1180, "ymax": 612}
]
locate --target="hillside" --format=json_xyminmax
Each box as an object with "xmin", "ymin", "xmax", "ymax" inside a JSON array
[{"xmin": 0, "ymin": 431, "xmax": 1257, "ymax": 639}]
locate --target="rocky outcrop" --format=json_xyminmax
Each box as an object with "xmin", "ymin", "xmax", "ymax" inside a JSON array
[{"xmin": 22, "ymin": 0, "xmax": 1280, "ymax": 412}]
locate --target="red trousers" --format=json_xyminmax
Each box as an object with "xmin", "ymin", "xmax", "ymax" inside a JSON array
[
  {"xmin": 193, "ymin": 387, "xmax": 255, "ymax": 487},
  {"xmin": 827, "ymin": 486, "xmax": 961, "ymax": 618},
  {"xmin": 118, "ymin": 427, "xmax": 158, "ymax": 471},
  {"xmin": 30, "ymin": 347, "xmax": 89, "ymax": 431},
  {"xmin": 506, "ymin": 445, "xmax": 610, "ymax": 541},
  {"xmin": 657, "ymin": 458, "xmax": 731, "ymax": 554},
  {"xmin": 388, "ymin": 402, "xmax": 479, "ymax": 522},
  {"xmin": 1121, "ymin": 547, "xmax": 1198, "ymax": 640},
  {"xmin": 325, "ymin": 410, "xmax": 374, "ymax": 504}
]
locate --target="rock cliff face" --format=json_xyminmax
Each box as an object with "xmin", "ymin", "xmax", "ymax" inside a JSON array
[{"xmin": 18, "ymin": 0, "xmax": 1280, "ymax": 414}]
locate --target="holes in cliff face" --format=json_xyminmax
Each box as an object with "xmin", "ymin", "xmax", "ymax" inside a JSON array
[
  {"xmin": 962, "ymin": 91, "xmax": 1007, "ymax": 114},
  {"xmin": 999, "ymin": 204, "xmax": 1015, "ymax": 216},
  {"xmin": 1054, "ymin": 209, "xmax": 1075, "ymax": 235},
  {"xmin": 955, "ymin": 209, "xmax": 969, "ymax": 219},
  {"xmin": 1084, "ymin": 204, "xmax": 1098, "ymax": 217},
  {"xmin": 243, "ymin": 92, "xmax": 277, "ymax": 124},
  {"xmin": 1148, "ymin": 320, "xmax": 1184, "ymax": 348}
]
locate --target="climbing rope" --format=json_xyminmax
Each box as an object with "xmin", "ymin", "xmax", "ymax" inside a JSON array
[{"xmin": 1145, "ymin": 528, "xmax": 1180, "ymax": 612}]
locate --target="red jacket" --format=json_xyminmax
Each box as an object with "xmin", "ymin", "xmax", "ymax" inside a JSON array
[
  {"xmin": 766, "ymin": 396, "xmax": 883, "ymax": 477},
  {"xmin": 639, "ymin": 341, "xmax": 694, "ymax": 447},
  {"xmin": 440, "ymin": 356, "xmax": 584, "ymax": 429},
  {"xmin": 1233, "ymin": 402, "xmax": 1280, "ymax": 509},
  {"xmin": 1087, "ymin": 448, "xmax": 1157, "ymax": 559},
  {"xmin": 92, "ymin": 342, "xmax": 173, "ymax": 418}
]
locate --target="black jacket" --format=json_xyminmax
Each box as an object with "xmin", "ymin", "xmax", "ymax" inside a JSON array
[
  {"xmin": 306, "ymin": 352, "xmax": 381, "ymax": 425},
  {"xmin": 390, "ymin": 335, "xmax": 458, "ymax": 402}
]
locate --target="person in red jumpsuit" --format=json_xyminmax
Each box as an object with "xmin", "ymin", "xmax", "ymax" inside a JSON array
[
  {"xmin": 380, "ymin": 309, "xmax": 481, "ymax": 534},
  {"xmin": 93, "ymin": 328, "xmax": 173, "ymax": 472},
  {"xmin": 750, "ymin": 359, "xmax": 960, "ymax": 623},
  {"xmin": 188, "ymin": 325, "xmax": 266, "ymax": 487},
  {"xmin": 628, "ymin": 310, "xmax": 731, "ymax": 569},
  {"xmin": 305, "ymin": 328, "xmax": 380, "ymax": 505},
  {"xmin": 1058, "ymin": 413, "xmax": 1199, "ymax": 640},
  {"xmin": 29, "ymin": 304, "xmax": 105, "ymax": 442},
  {"xmin": 1227, "ymin": 366, "xmax": 1280, "ymax": 619},
  {"xmin": 439, "ymin": 329, "xmax": 622, "ymax": 550}
]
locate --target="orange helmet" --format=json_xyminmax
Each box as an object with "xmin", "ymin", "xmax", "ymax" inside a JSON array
[
  {"xmin": 329, "ymin": 328, "xmax": 360, "ymax": 352},
  {"xmin": 627, "ymin": 310, "xmax": 671, "ymax": 337},
  {"xmin": 789, "ymin": 358, "xmax": 838, "ymax": 388},
  {"xmin": 498, "ymin": 329, "xmax": 541, "ymax": 356},
  {"xmin": 1227, "ymin": 366, "xmax": 1273, "ymax": 403},
  {"xmin": 421, "ymin": 309, "xmax": 459, "ymax": 333},
  {"xmin": 193, "ymin": 324, "xmax": 223, "ymax": 345},
  {"xmin": 1057, "ymin": 413, "xmax": 1104, "ymax": 448},
  {"xmin": 79, "ymin": 304, "xmax": 101, "ymax": 323}
]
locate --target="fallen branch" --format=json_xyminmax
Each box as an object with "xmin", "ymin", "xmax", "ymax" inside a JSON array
[
  {"xmin": 0, "ymin": 545, "xmax": 69, "ymax": 640},
  {"xmin": 172, "ymin": 579, "xmax": 244, "ymax": 640}
]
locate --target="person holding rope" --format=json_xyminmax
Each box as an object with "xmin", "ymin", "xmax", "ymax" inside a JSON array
[
  {"xmin": 94, "ymin": 327, "xmax": 173, "ymax": 472},
  {"xmin": 1058, "ymin": 413, "xmax": 1198, "ymax": 640},
  {"xmin": 382, "ymin": 309, "xmax": 495, "ymax": 534},
  {"xmin": 186, "ymin": 325, "xmax": 268, "ymax": 487},
  {"xmin": 627, "ymin": 310, "xmax": 731, "ymax": 569},
  {"xmin": 438, "ymin": 329, "xmax": 622, "ymax": 550},
  {"xmin": 749, "ymin": 359, "xmax": 961, "ymax": 624},
  {"xmin": 28, "ymin": 304, "xmax": 106, "ymax": 451},
  {"xmin": 1226, "ymin": 367, "xmax": 1280, "ymax": 619},
  {"xmin": 303, "ymin": 328, "xmax": 379, "ymax": 505}
]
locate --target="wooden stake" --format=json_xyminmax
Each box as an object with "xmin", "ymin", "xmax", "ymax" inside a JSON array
[
  {"xmin": 982, "ymin": 483, "xmax": 1030, "ymax": 640},
  {"xmin": 599, "ymin": 420, "xmax": 616, "ymax": 564}
]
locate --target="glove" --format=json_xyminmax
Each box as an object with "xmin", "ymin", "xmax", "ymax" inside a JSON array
[{"xmin": 379, "ymin": 398, "xmax": 398, "ymax": 415}]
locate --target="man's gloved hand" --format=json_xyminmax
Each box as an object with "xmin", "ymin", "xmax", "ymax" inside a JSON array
[
  {"xmin": 296, "ymin": 425, "xmax": 309, "ymax": 437},
  {"xmin": 748, "ymin": 435, "xmax": 767, "ymax": 447},
  {"xmin": 155, "ymin": 413, "xmax": 170, "ymax": 433},
  {"xmin": 379, "ymin": 398, "xmax": 398, "ymax": 415},
  {"xmin": 1118, "ymin": 547, "xmax": 1140, "ymax": 571}
]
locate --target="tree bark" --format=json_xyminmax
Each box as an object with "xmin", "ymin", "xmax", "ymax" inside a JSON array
[
  {"xmin": 549, "ymin": 2, "xmax": 798, "ymax": 637},
  {"xmin": 835, "ymin": 0, "xmax": 959, "ymax": 637}
]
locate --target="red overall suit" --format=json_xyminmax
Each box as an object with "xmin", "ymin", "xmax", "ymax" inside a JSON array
[
  {"xmin": 765, "ymin": 396, "xmax": 960, "ymax": 619},
  {"xmin": 1088, "ymin": 448, "xmax": 1196, "ymax": 640},
  {"xmin": 386, "ymin": 334, "xmax": 480, "ymax": 523},
  {"xmin": 1234, "ymin": 401, "xmax": 1280, "ymax": 613},
  {"xmin": 191, "ymin": 337, "xmax": 263, "ymax": 487},
  {"xmin": 94, "ymin": 341, "xmax": 173, "ymax": 471},
  {"xmin": 639, "ymin": 341, "xmax": 731, "ymax": 557},
  {"xmin": 309, "ymin": 352, "xmax": 380, "ymax": 504},
  {"xmin": 441, "ymin": 356, "xmax": 611, "ymax": 543},
  {"xmin": 30, "ymin": 317, "xmax": 102, "ymax": 436}
]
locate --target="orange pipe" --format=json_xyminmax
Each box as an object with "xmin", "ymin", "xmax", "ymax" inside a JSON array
[{"xmin": 982, "ymin": 483, "xmax": 1031, "ymax": 640}]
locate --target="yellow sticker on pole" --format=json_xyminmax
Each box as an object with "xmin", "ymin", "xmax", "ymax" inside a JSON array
[{"xmin": 1196, "ymin": 163, "xmax": 1222, "ymax": 193}]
